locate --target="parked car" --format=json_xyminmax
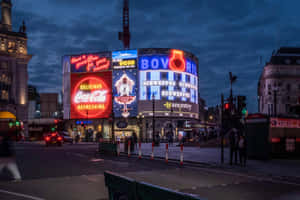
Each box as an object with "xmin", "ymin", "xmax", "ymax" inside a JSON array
[{"xmin": 60, "ymin": 131, "xmax": 74, "ymax": 144}]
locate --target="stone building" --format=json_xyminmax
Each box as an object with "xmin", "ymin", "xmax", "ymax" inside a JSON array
[
  {"xmin": 258, "ymin": 47, "xmax": 300, "ymax": 117},
  {"xmin": 0, "ymin": 0, "xmax": 32, "ymax": 135}
]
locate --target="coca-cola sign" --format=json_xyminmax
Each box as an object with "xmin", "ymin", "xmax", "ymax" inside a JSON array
[{"xmin": 71, "ymin": 72, "xmax": 112, "ymax": 119}]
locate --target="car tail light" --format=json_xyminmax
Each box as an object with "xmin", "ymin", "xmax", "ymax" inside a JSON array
[
  {"xmin": 271, "ymin": 138, "xmax": 280, "ymax": 143},
  {"xmin": 51, "ymin": 133, "xmax": 56, "ymax": 137},
  {"xmin": 296, "ymin": 138, "xmax": 300, "ymax": 143},
  {"xmin": 57, "ymin": 136, "xmax": 62, "ymax": 141},
  {"xmin": 45, "ymin": 136, "xmax": 50, "ymax": 141}
]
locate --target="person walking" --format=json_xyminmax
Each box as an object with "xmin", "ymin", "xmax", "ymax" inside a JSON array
[
  {"xmin": 0, "ymin": 133, "xmax": 22, "ymax": 181},
  {"xmin": 229, "ymin": 128, "xmax": 237, "ymax": 165},
  {"xmin": 238, "ymin": 135, "xmax": 247, "ymax": 166}
]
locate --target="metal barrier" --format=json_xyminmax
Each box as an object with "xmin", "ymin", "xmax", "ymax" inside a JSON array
[
  {"xmin": 104, "ymin": 171, "xmax": 203, "ymax": 200},
  {"xmin": 104, "ymin": 171, "xmax": 136, "ymax": 200}
]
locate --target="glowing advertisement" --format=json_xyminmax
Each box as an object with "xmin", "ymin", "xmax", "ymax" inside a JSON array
[
  {"xmin": 112, "ymin": 50, "xmax": 137, "ymax": 69},
  {"xmin": 138, "ymin": 49, "xmax": 199, "ymax": 119},
  {"xmin": 70, "ymin": 72, "xmax": 112, "ymax": 119},
  {"xmin": 113, "ymin": 69, "xmax": 137, "ymax": 118},
  {"xmin": 70, "ymin": 52, "xmax": 111, "ymax": 73}
]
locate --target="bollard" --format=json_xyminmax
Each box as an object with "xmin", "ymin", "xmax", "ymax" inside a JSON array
[
  {"xmin": 128, "ymin": 140, "xmax": 131, "ymax": 157},
  {"xmin": 151, "ymin": 142, "xmax": 154, "ymax": 160},
  {"xmin": 138, "ymin": 141, "xmax": 142, "ymax": 159},
  {"xmin": 180, "ymin": 144, "xmax": 183, "ymax": 166},
  {"xmin": 165, "ymin": 143, "xmax": 168, "ymax": 163},
  {"xmin": 117, "ymin": 141, "xmax": 120, "ymax": 156}
]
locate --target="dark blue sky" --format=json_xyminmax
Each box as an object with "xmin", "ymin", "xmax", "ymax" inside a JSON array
[{"xmin": 10, "ymin": 0, "xmax": 300, "ymax": 112}]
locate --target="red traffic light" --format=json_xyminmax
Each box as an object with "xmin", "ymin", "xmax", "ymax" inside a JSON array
[
  {"xmin": 54, "ymin": 119, "xmax": 58, "ymax": 124},
  {"xmin": 224, "ymin": 103, "xmax": 230, "ymax": 110}
]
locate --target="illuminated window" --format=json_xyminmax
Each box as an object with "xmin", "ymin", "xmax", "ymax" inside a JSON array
[
  {"xmin": 0, "ymin": 40, "xmax": 6, "ymax": 51},
  {"xmin": 1, "ymin": 90, "xmax": 8, "ymax": 100}
]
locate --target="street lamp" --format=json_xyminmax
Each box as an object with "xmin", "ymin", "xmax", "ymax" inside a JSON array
[
  {"xmin": 137, "ymin": 113, "xmax": 144, "ymax": 142},
  {"xmin": 152, "ymin": 93, "xmax": 155, "ymax": 143}
]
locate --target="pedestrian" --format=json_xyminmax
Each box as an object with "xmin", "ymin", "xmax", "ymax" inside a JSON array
[
  {"xmin": 238, "ymin": 135, "xmax": 247, "ymax": 166},
  {"xmin": 0, "ymin": 133, "xmax": 22, "ymax": 181},
  {"xmin": 75, "ymin": 131, "xmax": 80, "ymax": 144},
  {"xmin": 229, "ymin": 128, "xmax": 237, "ymax": 165}
]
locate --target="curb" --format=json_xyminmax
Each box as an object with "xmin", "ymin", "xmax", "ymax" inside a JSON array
[{"xmin": 115, "ymin": 152, "xmax": 300, "ymax": 185}]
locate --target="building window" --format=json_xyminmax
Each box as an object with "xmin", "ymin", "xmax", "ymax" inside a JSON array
[
  {"xmin": 286, "ymin": 104, "xmax": 290, "ymax": 113},
  {"xmin": 287, "ymin": 84, "xmax": 291, "ymax": 91},
  {"xmin": 1, "ymin": 90, "xmax": 8, "ymax": 100},
  {"xmin": 161, "ymin": 72, "xmax": 168, "ymax": 80},
  {"xmin": 268, "ymin": 104, "xmax": 273, "ymax": 116}
]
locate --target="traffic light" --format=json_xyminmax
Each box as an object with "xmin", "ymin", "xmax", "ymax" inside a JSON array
[
  {"xmin": 51, "ymin": 127, "xmax": 56, "ymax": 132},
  {"xmin": 9, "ymin": 120, "xmax": 14, "ymax": 128},
  {"xmin": 15, "ymin": 120, "xmax": 20, "ymax": 127},
  {"xmin": 224, "ymin": 103, "xmax": 230, "ymax": 110},
  {"xmin": 237, "ymin": 96, "xmax": 246, "ymax": 114},
  {"xmin": 242, "ymin": 108, "xmax": 248, "ymax": 117}
]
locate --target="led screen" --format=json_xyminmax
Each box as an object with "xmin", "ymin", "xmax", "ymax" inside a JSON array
[
  {"xmin": 112, "ymin": 50, "xmax": 138, "ymax": 69},
  {"xmin": 138, "ymin": 49, "xmax": 199, "ymax": 119},
  {"xmin": 70, "ymin": 72, "xmax": 112, "ymax": 119},
  {"xmin": 113, "ymin": 69, "xmax": 137, "ymax": 118},
  {"xmin": 70, "ymin": 52, "xmax": 111, "ymax": 73}
]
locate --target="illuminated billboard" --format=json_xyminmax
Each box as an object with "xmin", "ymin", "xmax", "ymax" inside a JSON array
[
  {"xmin": 113, "ymin": 69, "xmax": 137, "ymax": 118},
  {"xmin": 112, "ymin": 50, "xmax": 137, "ymax": 69},
  {"xmin": 138, "ymin": 49, "xmax": 199, "ymax": 119},
  {"xmin": 70, "ymin": 72, "xmax": 112, "ymax": 119},
  {"xmin": 70, "ymin": 52, "xmax": 111, "ymax": 73}
]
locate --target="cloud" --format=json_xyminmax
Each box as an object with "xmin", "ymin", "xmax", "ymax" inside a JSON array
[{"xmin": 10, "ymin": 0, "xmax": 298, "ymax": 113}]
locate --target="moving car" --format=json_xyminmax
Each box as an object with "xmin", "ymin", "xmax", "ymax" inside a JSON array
[
  {"xmin": 44, "ymin": 132, "xmax": 63, "ymax": 146},
  {"xmin": 60, "ymin": 131, "xmax": 74, "ymax": 144}
]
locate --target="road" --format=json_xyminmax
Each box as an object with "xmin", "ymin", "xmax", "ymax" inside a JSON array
[{"xmin": 0, "ymin": 142, "xmax": 299, "ymax": 200}]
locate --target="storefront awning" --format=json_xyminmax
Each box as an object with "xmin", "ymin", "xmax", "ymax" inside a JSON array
[{"xmin": 0, "ymin": 111, "xmax": 16, "ymax": 120}]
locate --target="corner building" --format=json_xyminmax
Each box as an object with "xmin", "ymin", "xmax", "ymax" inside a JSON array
[
  {"xmin": 63, "ymin": 48, "xmax": 199, "ymax": 141},
  {"xmin": 0, "ymin": 0, "xmax": 32, "ymax": 136}
]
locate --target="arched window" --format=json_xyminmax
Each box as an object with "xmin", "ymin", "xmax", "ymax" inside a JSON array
[{"xmin": 0, "ymin": 61, "xmax": 12, "ymax": 103}]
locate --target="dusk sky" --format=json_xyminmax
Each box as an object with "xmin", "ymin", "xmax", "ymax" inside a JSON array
[{"xmin": 10, "ymin": 0, "xmax": 300, "ymax": 112}]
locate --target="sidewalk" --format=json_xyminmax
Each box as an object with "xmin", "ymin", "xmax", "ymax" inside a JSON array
[{"xmin": 120, "ymin": 142, "xmax": 300, "ymax": 179}]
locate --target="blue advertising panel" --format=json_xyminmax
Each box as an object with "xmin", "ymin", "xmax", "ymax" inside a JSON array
[
  {"xmin": 138, "ymin": 49, "xmax": 199, "ymax": 119},
  {"xmin": 112, "ymin": 50, "xmax": 138, "ymax": 69},
  {"xmin": 70, "ymin": 52, "xmax": 111, "ymax": 73},
  {"xmin": 113, "ymin": 69, "xmax": 138, "ymax": 118}
]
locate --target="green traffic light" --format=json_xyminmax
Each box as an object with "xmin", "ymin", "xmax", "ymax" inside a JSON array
[
  {"xmin": 51, "ymin": 127, "xmax": 56, "ymax": 132},
  {"xmin": 242, "ymin": 108, "xmax": 248, "ymax": 115},
  {"xmin": 9, "ymin": 122, "xmax": 14, "ymax": 128},
  {"xmin": 15, "ymin": 121, "xmax": 20, "ymax": 126}
]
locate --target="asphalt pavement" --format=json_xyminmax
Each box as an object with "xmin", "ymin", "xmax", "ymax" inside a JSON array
[{"xmin": 0, "ymin": 142, "xmax": 299, "ymax": 200}]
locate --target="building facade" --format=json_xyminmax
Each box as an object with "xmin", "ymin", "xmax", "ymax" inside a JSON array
[
  {"xmin": 258, "ymin": 47, "xmax": 300, "ymax": 117},
  {"xmin": 0, "ymin": 0, "xmax": 32, "ymax": 135},
  {"xmin": 63, "ymin": 48, "xmax": 200, "ymax": 141}
]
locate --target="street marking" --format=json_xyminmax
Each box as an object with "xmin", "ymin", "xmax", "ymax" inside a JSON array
[
  {"xmin": 0, "ymin": 189, "xmax": 45, "ymax": 200},
  {"xmin": 90, "ymin": 158, "xmax": 104, "ymax": 162}
]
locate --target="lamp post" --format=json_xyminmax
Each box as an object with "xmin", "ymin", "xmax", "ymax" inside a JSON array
[
  {"xmin": 137, "ymin": 113, "xmax": 144, "ymax": 142},
  {"xmin": 111, "ymin": 93, "xmax": 115, "ymax": 142},
  {"xmin": 152, "ymin": 93, "xmax": 155, "ymax": 143}
]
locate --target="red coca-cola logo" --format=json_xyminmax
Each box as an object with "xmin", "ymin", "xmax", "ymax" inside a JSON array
[{"xmin": 71, "ymin": 75, "xmax": 112, "ymax": 119}]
